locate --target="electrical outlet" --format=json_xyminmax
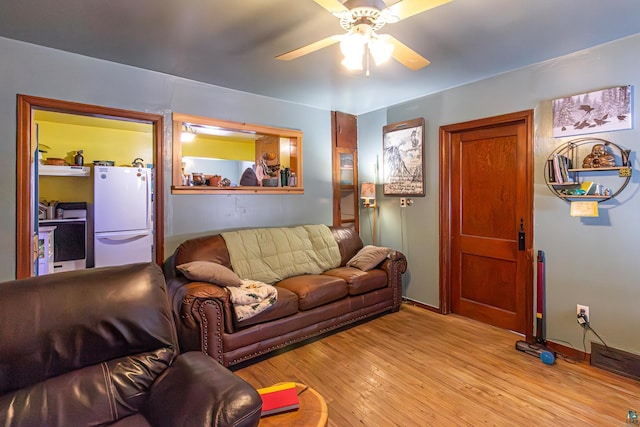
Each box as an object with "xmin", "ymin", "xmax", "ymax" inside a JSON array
[{"xmin": 577, "ymin": 304, "xmax": 589, "ymax": 323}]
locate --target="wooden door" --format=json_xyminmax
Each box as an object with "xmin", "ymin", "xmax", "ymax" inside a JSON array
[{"xmin": 440, "ymin": 111, "xmax": 533, "ymax": 337}]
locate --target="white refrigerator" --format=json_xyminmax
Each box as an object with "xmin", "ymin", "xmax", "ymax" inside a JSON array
[{"xmin": 94, "ymin": 166, "xmax": 153, "ymax": 268}]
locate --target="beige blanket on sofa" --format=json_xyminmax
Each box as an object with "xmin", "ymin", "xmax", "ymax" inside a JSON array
[{"xmin": 222, "ymin": 225, "xmax": 341, "ymax": 284}]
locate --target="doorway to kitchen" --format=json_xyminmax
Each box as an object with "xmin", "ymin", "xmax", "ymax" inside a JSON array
[{"xmin": 16, "ymin": 95, "xmax": 165, "ymax": 279}]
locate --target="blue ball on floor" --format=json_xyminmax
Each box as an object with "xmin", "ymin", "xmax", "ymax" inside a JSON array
[{"xmin": 540, "ymin": 350, "xmax": 555, "ymax": 365}]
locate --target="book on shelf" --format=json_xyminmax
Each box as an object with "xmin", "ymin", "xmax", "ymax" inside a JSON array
[
  {"xmin": 560, "ymin": 154, "xmax": 573, "ymax": 183},
  {"xmin": 551, "ymin": 154, "xmax": 574, "ymax": 183},
  {"xmin": 257, "ymin": 382, "xmax": 300, "ymax": 417},
  {"xmin": 547, "ymin": 159, "xmax": 556, "ymax": 182},
  {"xmin": 580, "ymin": 181, "xmax": 594, "ymax": 194},
  {"xmin": 552, "ymin": 154, "xmax": 562, "ymax": 183}
]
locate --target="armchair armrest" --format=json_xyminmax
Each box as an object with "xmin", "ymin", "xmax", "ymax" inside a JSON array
[{"xmin": 144, "ymin": 351, "xmax": 261, "ymax": 427}]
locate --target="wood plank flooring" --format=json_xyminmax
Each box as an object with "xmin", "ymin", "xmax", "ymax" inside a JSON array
[{"xmin": 234, "ymin": 304, "xmax": 640, "ymax": 426}]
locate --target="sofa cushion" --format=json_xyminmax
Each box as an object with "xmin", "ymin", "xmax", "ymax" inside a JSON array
[
  {"xmin": 346, "ymin": 245, "xmax": 390, "ymax": 271},
  {"xmin": 174, "ymin": 234, "xmax": 234, "ymax": 269},
  {"xmin": 277, "ymin": 275, "xmax": 348, "ymax": 310},
  {"xmin": 177, "ymin": 261, "xmax": 243, "ymax": 287},
  {"xmin": 235, "ymin": 287, "xmax": 299, "ymax": 329},
  {"xmin": 323, "ymin": 267, "xmax": 388, "ymax": 295},
  {"xmin": 331, "ymin": 226, "xmax": 364, "ymax": 266}
]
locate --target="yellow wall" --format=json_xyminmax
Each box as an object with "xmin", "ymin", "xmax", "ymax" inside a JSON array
[
  {"xmin": 37, "ymin": 120, "xmax": 152, "ymax": 166},
  {"xmin": 36, "ymin": 118, "xmax": 153, "ymax": 203},
  {"xmin": 280, "ymin": 138, "xmax": 292, "ymax": 169},
  {"xmin": 182, "ymin": 134, "xmax": 254, "ymax": 160},
  {"xmin": 39, "ymin": 175, "xmax": 93, "ymax": 205},
  {"xmin": 181, "ymin": 135, "xmax": 292, "ymax": 169}
]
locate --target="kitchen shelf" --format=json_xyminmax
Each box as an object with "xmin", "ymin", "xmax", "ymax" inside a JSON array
[{"xmin": 39, "ymin": 165, "xmax": 90, "ymax": 176}]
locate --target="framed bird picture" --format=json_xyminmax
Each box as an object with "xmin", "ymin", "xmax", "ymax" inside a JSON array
[
  {"xmin": 382, "ymin": 117, "xmax": 425, "ymax": 196},
  {"xmin": 552, "ymin": 85, "xmax": 633, "ymax": 138}
]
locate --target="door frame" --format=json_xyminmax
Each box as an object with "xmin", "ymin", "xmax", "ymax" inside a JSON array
[
  {"xmin": 16, "ymin": 94, "xmax": 165, "ymax": 279},
  {"xmin": 439, "ymin": 110, "xmax": 534, "ymax": 340}
]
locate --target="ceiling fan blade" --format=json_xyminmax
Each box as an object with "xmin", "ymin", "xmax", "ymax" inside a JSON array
[
  {"xmin": 276, "ymin": 35, "xmax": 341, "ymax": 61},
  {"xmin": 312, "ymin": 0, "xmax": 349, "ymax": 14},
  {"xmin": 387, "ymin": 36, "xmax": 430, "ymax": 70},
  {"xmin": 386, "ymin": 0, "xmax": 451, "ymax": 21}
]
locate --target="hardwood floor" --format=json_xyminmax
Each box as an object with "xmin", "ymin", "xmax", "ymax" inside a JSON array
[{"xmin": 234, "ymin": 304, "xmax": 640, "ymax": 426}]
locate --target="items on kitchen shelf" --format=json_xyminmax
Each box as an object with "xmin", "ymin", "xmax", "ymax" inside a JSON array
[
  {"xmin": 38, "ymin": 200, "xmax": 58, "ymax": 220},
  {"xmin": 74, "ymin": 150, "xmax": 84, "ymax": 166}
]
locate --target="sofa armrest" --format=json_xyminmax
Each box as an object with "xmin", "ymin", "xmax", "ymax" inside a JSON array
[
  {"xmin": 380, "ymin": 250, "xmax": 408, "ymax": 311},
  {"xmin": 387, "ymin": 249, "xmax": 408, "ymax": 267},
  {"xmin": 144, "ymin": 351, "xmax": 261, "ymax": 427},
  {"xmin": 171, "ymin": 280, "xmax": 237, "ymax": 352}
]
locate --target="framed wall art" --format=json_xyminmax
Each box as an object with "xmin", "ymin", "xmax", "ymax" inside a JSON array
[
  {"xmin": 382, "ymin": 117, "xmax": 425, "ymax": 196},
  {"xmin": 552, "ymin": 85, "xmax": 633, "ymax": 138}
]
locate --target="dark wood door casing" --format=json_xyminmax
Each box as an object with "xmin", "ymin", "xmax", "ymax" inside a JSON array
[
  {"xmin": 16, "ymin": 95, "xmax": 165, "ymax": 279},
  {"xmin": 439, "ymin": 110, "xmax": 534, "ymax": 340},
  {"xmin": 331, "ymin": 111, "xmax": 359, "ymax": 231},
  {"xmin": 333, "ymin": 111, "xmax": 357, "ymax": 150}
]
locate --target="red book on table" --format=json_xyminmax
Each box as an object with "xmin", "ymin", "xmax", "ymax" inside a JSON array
[{"xmin": 257, "ymin": 382, "xmax": 300, "ymax": 416}]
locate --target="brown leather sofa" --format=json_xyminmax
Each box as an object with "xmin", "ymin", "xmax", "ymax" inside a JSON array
[
  {"xmin": 0, "ymin": 263, "xmax": 262, "ymax": 427},
  {"xmin": 163, "ymin": 226, "xmax": 407, "ymax": 367}
]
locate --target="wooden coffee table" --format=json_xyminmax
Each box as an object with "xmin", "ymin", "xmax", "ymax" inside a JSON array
[{"xmin": 258, "ymin": 382, "xmax": 328, "ymax": 427}]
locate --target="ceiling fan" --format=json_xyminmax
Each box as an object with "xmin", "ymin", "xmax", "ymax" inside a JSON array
[{"xmin": 276, "ymin": 0, "xmax": 451, "ymax": 72}]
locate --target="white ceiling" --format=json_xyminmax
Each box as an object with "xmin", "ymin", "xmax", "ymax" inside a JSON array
[{"xmin": 1, "ymin": 0, "xmax": 640, "ymax": 115}]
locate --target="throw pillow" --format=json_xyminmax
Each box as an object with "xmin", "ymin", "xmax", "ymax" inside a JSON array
[
  {"xmin": 177, "ymin": 261, "xmax": 243, "ymax": 287},
  {"xmin": 346, "ymin": 245, "xmax": 390, "ymax": 271}
]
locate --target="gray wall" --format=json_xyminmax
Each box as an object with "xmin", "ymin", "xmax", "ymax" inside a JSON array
[
  {"xmin": 0, "ymin": 36, "xmax": 333, "ymax": 278},
  {"xmin": 358, "ymin": 34, "xmax": 640, "ymax": 355}
]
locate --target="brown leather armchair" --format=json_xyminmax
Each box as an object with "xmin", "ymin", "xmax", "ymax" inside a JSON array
[{"xmin": 0, "ymin": 263, "xmax": 262, "ymax": 427}]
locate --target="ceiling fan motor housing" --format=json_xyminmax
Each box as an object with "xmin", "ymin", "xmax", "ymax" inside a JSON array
[{"xmin": 339, "ymin": 0, "xmax": 390, "ymax": 31}]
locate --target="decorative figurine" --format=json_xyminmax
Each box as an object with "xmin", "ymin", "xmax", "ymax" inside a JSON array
[{"xmin": 582, "ymin": 144, "xmax": 615, "ymax": 168}]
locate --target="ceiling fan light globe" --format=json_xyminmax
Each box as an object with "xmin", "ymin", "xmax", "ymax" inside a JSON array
[
  {"xmin": 369, "ymin": 37, "xmax": 394, "ymax": 65},
  {"xmin": 340, "ymin": 32, "xmax": 366, "ymax": 57},
  {"xmin": 341, "ymin": 53, "xmax": 364, "ymax": 70}
]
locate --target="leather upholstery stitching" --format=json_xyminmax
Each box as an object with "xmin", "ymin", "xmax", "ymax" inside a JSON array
[
  {"xmin": 228, "ymin": 305, "xmax": 392, "ymax": 366},
  {"xmin": 198, "ymin": 300, "xmax": 224, "ymax": 365},
  {"xmin": 101, "ymin": 362, "xmax": 118, "ymax": 421}
]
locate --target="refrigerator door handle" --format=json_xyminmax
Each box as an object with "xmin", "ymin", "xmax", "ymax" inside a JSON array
[{"xmin": 96, "ymin": 231, "xmax": 151, "ymax": 242}]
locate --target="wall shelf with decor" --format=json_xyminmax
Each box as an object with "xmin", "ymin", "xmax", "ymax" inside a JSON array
[{"xmin": 544, "ymin": 137, "xmax": 632, "ymax": 203}]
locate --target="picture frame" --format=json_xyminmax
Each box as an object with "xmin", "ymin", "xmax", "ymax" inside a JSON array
[
  {"xmin": 552, "ymin": 85, "xmax": 633, "ymax": 138},
  {"xmin": 382, "ymin": 117, "xmax": 425, "ymax": 196}
]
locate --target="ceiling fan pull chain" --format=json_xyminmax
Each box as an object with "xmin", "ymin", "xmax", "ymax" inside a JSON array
[{"xmin": 366, "ymin": 50, "xmax": 371, "ymax": 77}]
